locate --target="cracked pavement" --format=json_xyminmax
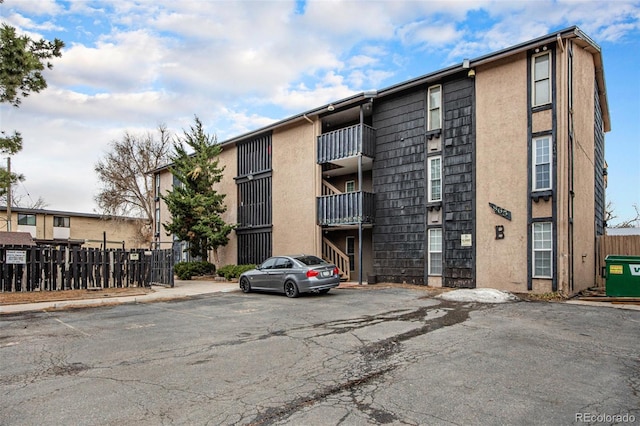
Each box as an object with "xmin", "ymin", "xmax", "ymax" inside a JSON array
[{"xmin": 1, "ymin": 287, "xmax": 638, "ymax": 425}]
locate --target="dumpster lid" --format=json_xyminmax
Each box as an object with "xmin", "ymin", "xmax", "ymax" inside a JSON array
[{"xmin": 605, "ymin": 255, "xmax": 640, "ymax": 262}]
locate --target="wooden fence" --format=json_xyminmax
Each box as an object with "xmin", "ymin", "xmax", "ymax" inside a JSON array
[
  {"xmin": 0, "ymin": 246, "xmax": 174, "ymax": 293},
  {"xmin": 596, "ymin": 234, "xmax": 640, "ymax": 287}
]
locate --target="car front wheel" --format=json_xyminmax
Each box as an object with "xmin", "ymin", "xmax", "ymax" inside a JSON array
[
  {"xmin": 240, "ymin": 277, "xmax": 251, "ymax": 293},
  {"xmin": 284, "ymin": 280, "xmax": 299, "ymax": 298}
]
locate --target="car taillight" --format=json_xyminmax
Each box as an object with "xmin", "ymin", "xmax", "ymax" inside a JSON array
[
  {"xmin": 306, "ymin": 269, "xmax": 319, "ymax": 278},
  {"xmin": 333, "ymin": 267, "xmax": 339, "ymax": 275}
]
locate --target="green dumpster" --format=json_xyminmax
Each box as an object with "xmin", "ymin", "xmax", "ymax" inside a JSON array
[{"xmin": 605, "ymin": 255, "xmax": 640, "ymax": 297}]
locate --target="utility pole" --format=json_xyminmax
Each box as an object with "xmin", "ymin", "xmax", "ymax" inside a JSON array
[{"xmin": 6, "ymin": 157, "xmax": 11, "ymax": 231}]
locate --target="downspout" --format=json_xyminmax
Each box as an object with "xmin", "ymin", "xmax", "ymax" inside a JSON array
[
  {"xmin": 568, "ymin": 42, "xmax": 575, "ymax": 294},
  {"xmin": 358, "ymin": 106, "xmax": 364, "ymax": 285},
  {"xmin": 303, "ymin": 114, "xmax": 313, "ymax": 124}
]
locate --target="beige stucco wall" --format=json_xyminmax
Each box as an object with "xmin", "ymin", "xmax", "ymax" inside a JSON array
[
  {"xmin": 211, "ymin": 144, "xmax": 238, "ymax": 266},
  {"xmin": 68, "ymin": 216, "xmax": 145, "ymax": 249},
  {"xmin": 272, "ymin": 119, "xmax": 320, "ymax": 256},
  {"xmin": 475, "ymin": 43, "xmax": 598, "ymax": 294},
  {"xmin": 554, "ymin": 45, "xmax": 570, "ymax": 294},
  {"xmin": 565, "ymin": 42, "xmax": 597, "ymax": 292},
  {"xmin": 157, "ymin": 169, "xmax": 174, "ymax": 250},
  {"xmin": 475, "ymin": 53, "xmax": 531, "ymax": 293}
]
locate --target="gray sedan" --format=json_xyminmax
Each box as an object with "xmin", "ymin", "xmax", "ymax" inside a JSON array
[{"xmin": 239, "ymin": 255, "xmax": 340, "ymax": 298}]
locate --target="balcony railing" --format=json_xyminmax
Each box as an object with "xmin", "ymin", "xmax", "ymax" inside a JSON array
[
  {"xmin": 317, "ymin": 191, "xmax": 375, "ymax": 226},
  {"xmin": 317, "ymin": 124, "xmax": 375, "ymax": 164}
]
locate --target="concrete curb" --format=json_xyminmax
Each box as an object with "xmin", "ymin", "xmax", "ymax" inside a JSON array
[{"xmin": 0, "ymin": 282, "xmax": 241, "ymax": 314}]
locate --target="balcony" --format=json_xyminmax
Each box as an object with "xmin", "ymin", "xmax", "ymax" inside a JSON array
[
  {"xmin": 317, "ymin": 191, "xmax": 375, "ymax": 226},
  {"xmin": 317, "ymin": 123, "xmax": 375, "ymax": 164}
]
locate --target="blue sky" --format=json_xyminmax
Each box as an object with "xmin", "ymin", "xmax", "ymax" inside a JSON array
[{"xmin": 1, "ymin": 0, "xmax": 639, "ymax": 223}]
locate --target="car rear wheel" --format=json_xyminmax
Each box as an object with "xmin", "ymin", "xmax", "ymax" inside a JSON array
[
  {"xmin": 240, "ymin": 277, "xmax": 251, "ymax": 293},
  {"xmin": 284, "ymin": 280, "xmax": 299, "ymax": 298}
]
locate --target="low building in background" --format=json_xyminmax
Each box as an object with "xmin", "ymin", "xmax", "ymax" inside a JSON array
[{"xmin": 0, "ymin": 207, "xmax": 149, "ymax": 249}]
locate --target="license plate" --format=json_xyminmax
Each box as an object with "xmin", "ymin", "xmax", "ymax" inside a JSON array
[{"xmin": 321, "ymin": 270, "xmax": 331, "ymax": 277}]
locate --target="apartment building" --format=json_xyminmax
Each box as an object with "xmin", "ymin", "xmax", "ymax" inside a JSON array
[
  {"xmin": 0, "ymin": 207, "xmax": 148, "ymax": 249},
  {"xmin": 153, "ymin": 26, "xmax": 609, "ymax": 294}
]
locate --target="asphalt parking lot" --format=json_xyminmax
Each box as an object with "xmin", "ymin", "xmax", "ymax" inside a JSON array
[{"xmin": 1, "ymin": 286, "xmax": 638, "ymax": 425}]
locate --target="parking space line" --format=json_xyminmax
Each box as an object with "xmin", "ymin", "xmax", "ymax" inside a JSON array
[{"xmin": 51, "ymin": 317, "xmax": 91, "ymax": 337}]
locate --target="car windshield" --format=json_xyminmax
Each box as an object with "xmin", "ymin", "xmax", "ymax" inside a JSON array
[{"xmin": 294, "ymin": 255, "xmax": 327, "ymax": 266}]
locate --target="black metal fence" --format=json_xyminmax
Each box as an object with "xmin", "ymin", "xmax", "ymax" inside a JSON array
[{"xmin": 0, "ymin": 246, "xmax": 174, "ymax": 293}]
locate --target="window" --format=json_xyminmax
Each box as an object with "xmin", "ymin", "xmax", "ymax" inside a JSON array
[
  {"xmin": 294, "ymin": 255, "xmax": 327, "ymax": 266},
  {"xmin": 155, "ymin": 208, "xmax": 160, "ymax": 234},
  {"xmin": 345, "ymin": 180, "xmax": 355, "ymax": 193},
  {"xmin": 155, "ymin": 173, "xmax": 161, "ymax": 198},
  {"xmin": 274, "ymin": 257, "xmax": 293, "ymax": 269},
  {"xmin": 428, "ymin": 85, "xmax": 442, "ymax": 131},
  {"xmin": 346, "ymin": 237, "xmax": 355, "ymax": 272},
  {"xmin": 428, "ymin": 156, "xmax": 442, "ymax": 202},
  {"xmin": 533, "ymin": 222, "xmax": 553, "ymax": 278},
  {"xmin": 533, "ymin": 136, "xmax": 552, "ymax": 191},
  {"xmin": 18, "ymin": 214, "xmax": 36, "ymax": 226},
  {"xmin": 428, "ymin": 228, "xmax": 442, "ymax": 275},
  {"xmin": 259, "ymin": 258, "xmax": 277, "ymax": 270},
  {"xmin": 53, "ymin": 216, "xmax": 70, "ymax": 228},
  {"xmin": 532, "ymin": 52, "xmax": 551, "ymax": 106},
  {"xmin": 172, "ymin": 174, "xmax": 182, "ymax": 189}
]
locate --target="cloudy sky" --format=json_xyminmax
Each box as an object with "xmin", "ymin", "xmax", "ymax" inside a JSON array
[{"xmin": 1, "ymin": 0, "xmax": 639, "ymax": 223}]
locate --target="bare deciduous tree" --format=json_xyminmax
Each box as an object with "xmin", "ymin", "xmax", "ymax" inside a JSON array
[
  {"xmin": 94, "ymin": 125, "xmax": 172, "ymax": 245},
  {"xmin": 605, "ymin": 201, "xmax": 640, "ymax": 228}
]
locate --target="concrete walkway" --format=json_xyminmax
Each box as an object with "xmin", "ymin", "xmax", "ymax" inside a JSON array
[{"xmin": 0, "ymin": 280, "xmax": 239, "ymax": 314}]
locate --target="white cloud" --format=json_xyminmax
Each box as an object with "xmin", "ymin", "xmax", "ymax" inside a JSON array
[
  {"xmin": 1, "ymin": 0, "xmax": 639, "ymax": 215},
  {"xmin": 53, "ymin": 30, "xmax": 166, "ymax": 92},
  {"xmin": 399, "ymin": 22, "xmax": 464, "ymax": 48},
  {"xmin": 4, "ymin": 0, "xmax": 62, "ymax": 15}
]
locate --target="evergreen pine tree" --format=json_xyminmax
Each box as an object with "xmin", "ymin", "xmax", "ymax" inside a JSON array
[{"xmin": 162, "ymin": 116, "xmax": 235, "ymax": 262}]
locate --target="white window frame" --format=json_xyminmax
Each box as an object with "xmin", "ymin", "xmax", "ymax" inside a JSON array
[
  {"xmin": 428, "ymin": 228, "xmax": 443, "ymax": 276},
  {"xmin": 532, "ymin": 51, "xmax": 551, "ymax": 107},
  {"xmin": 427, "ymin": 85, "xmax": 442, "ymax": 131},
  {"xmin": 428, "ymin": 156, "xmax": 442, "ymax": 202},
  {"xmin": 533, "ymin": 135, "xmax": 552, "ymax": 191},
  {"xmin": 345, "ymin": 180, "xmax": 355, "ymax": 193},
  {"xmin": 532, "ymin": 222, "xmax": 553, "ymax": 278}
]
